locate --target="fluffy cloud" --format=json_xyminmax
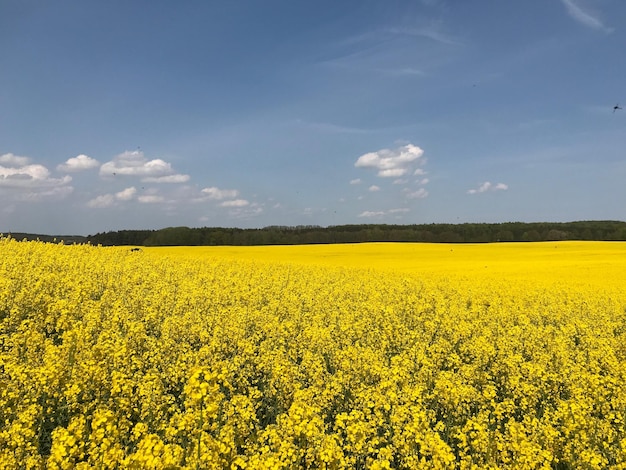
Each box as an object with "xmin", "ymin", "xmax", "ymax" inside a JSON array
[
  {"xmin": 226, "ymin": 201, "xmax": 264, "ymax": 219},
  {"xmin": 17, "ymin": 186, "xmax": 74, "ymax": 202},
  {"xmin": 358, "ymin": 208, "xmax": 410, "ymax": 219},
  {"xmin": 100, "ymin": 150, "xmax": 188, "ymax": 182},
  {"xmin": 467, "ymin": 182, "xmax": 508, "ymax": 194},
  {"xmin": 201, "ymin": 187, "xmax": 240, "ymax": 200},
  {"xmin": 115, "ymin": 187, "xmax": 137, "ymax": 201},
  {"xmin": 87, "ymin": 194, "xmax": 116, "ymax": 208},
  {"xmin": 87, "ymin": 187, "xmax": 138, "ymax": 208},
  {"xmin": 358, "ymin": 211, "xmax": 385, "ymax": 218},
  {"xmin": 0, "ymin": 153, "xmax": 30, "ymax": 166},
  {"xmin": 57, "ymin": 154, "xmax": 100, "ymax": 172},
  {"xmin": 350, "ymin": 178, "xmax": 362, "ymax": 185},
  {"xmin": 355, "ymin": 144, "xmax": 425, "ymax": 178},
  {"xmin": 192, "ymin": 186, "xmax": 250, "ymax": 209},
  {"xmin": 220, "ymin": 199, "xmax": 250, "ymax": 207},
  {"xmin": 142, "ymin": 174, "xmax": 190, "ymax": 183},
  {"xmin": 368, "ymin": 185, "xmax": 381, "ymax": 192},
  {"xmin": 0, "ymin": 165, "xmax": 71, "ymax": 188},
  {"xmin": 0, "ymin": 154, "xmax": 72, "ymax": 199},
  {"xmin": 405, "ymin": 188, "xmax": 429, "ymax": 199},
  {"xmin": 378, "ymin": 168, "xmax": 407, "ymax": 178},
  {"xmin": 138, "ymin": 195, "xmax": 165, "ymax": 204}
]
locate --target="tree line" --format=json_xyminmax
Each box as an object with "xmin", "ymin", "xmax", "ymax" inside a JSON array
[{"xmin": 73, "ymin": 221, "xmax": 626, "ymax": 246}]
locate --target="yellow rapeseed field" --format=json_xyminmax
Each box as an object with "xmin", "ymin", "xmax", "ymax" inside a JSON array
[{"xmin": 1, "ymin": 236, "xmax": 625, "ymax": 469}]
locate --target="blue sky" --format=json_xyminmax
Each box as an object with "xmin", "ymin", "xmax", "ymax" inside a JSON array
[{"xmin": 1, "ymin": 0, "xmax": 625, "ymax": 235}]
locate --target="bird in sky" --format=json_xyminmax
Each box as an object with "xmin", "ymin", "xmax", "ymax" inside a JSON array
[{"xmin": 613, "ymin": 104, "xmax": 622, "ymax": 113}]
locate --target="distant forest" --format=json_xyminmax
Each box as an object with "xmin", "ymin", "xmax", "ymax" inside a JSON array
[{"xmin": 6, "ymin": 220, "xmax": 626, "ymax": 246}]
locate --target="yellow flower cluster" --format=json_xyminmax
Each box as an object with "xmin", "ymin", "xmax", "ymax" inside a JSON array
[{"xmin": 1, "ymin": 236, "xmax": 626, "ymax": 468}]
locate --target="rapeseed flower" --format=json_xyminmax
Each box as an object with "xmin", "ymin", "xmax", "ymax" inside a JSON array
[{"xmin": 1, "ymin": 236, "xmax": 625, "ymax": 467}]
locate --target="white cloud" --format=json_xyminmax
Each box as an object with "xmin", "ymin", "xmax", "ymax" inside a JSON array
[
  {"xmin": 405, "ymin": 188, "xmax": 429, "ymax": 199},
  {"xmin": 0, "ymin": 153, "xmax": 30, "ymax": 166},
  {"xmin": 87, "ymin": 194, "xmax": 116, "ymax": 208},
  {"xmin": 368, "ymin": 185, "xmax": 381, "ymax": 192},
  {"xmin": 227, "ymin": 202, "xmax": 264, "ymax": 218},
  {"xmin": 0, "ymin": 160, "xmax": 72, "ymax": 190},
  {"xmin": 57, "ymin": 154, "xmax": 100, "ymax": 172},
  {"xmin": 418, "ymin": 178, "xmax": 430, "ymax": 185},
  {"xmin": 100, "ymin": 150, "xmax": 176, "ymax": 177},
  {"xmin": 468, "ymin": 182, "xmax": 491, "ymax": 194},
  {"xmin": 378, "ymin": 168, "xmax": 408, "ymax": 178},
  {"xmin": 98, "ymin": 150, "xmax": 189, "ymax": 186},
  {"xmin": 116, "ymin": 187, "xmax": 137, "ymax": 201},
  {"xmin": 87, "ymin": 186, "xmax": 138, "ymax": 208},
  {"xmin": 201, "ymin": 186, "xmax": 240, "ymax": 200},
  {"xmin": 389, "ymin": 208, "xmax": 410, "ymax": 213},
  {"xmin": 1, "ymin": 165, "xmax": 49, "ymax": 186},
  {"xmin": 414, "ymin": 168, "xmax": 427, "ymax": 176},
  {"xmin": 355, "ymin": 143, "xmax": 425, "ymax": 178},
  {"xmin": 467, "ymin": 181, "xmax": 509, "ymax": 194},
  {"xmin": 142, "ymin": 174, "xmax": 190, "ymax": 183},
  {"xmin": 350, "ymin": 178, "xmax": 362, "ymax": 185},
  {"xmin": 358, "ymin": 211, "xmax": 385, "ymax": 218},
  {"xmin": 220, "ymin": 199, "xmax": 249, "ymax": 207},
  {"xmin": 560, "ymin": 0, "xmax": 613, "ymax": 32},
  {"xmin": 19, "ymin": 186, "xmax": 74, "ymax": 202},
  {"xmin": 138, "ymin": 195, "xmax": 165, "ymax": 204}
]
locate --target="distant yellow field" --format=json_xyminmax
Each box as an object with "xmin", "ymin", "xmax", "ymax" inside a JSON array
[
  {"xmin": 2, "ymin": 238, "xmax": 625, "ymax": 468},
  {"xmin": 149, "ymin": 240, "xmax": 626, "ymax": 286}
]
